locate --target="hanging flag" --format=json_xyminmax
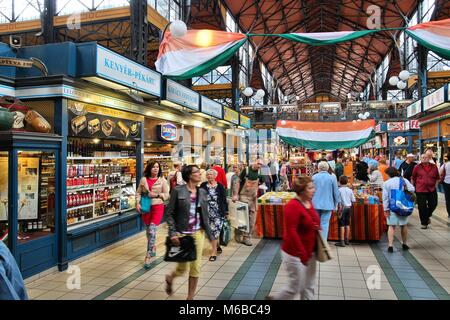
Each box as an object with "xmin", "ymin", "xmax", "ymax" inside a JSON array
[
  {"xmin": 406, "ymin": 18, "xmax": 450, "ymax": 60},
  {"xmin": 276, "ymin": 120, "xmax": 375, "ymax": 149},
  {"xmin": 156, "ymin": 30, "xmax": 247, "ymax": 80},
  {"xmin": 278, "ymin": 30, "xmax": 379, "ymax": 45}
]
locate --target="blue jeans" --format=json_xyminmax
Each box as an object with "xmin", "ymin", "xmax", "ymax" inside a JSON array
[{"xmin": 316, "ymin": 210, "xmax": 332, "ymax": 240}]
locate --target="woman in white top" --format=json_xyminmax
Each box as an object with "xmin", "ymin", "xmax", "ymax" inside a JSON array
[
  {"xmin": 382, "ymin": 167, "xmax": 415, "ymax": 253},
  {"xmin": 368, "ymin": 162, "xmax": 384, "ymax": 188},
  {"xmin": 439, "ymin": 152, "xmax": 450, "ymax": 219}
]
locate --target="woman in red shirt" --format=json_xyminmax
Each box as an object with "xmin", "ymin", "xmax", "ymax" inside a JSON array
[{"xmin": 267, "ymin": 176, "xmax": 320, "ymax": 300}]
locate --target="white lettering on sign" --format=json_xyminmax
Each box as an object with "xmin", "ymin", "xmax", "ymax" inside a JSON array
[
  {"xmin": 423, "ymin": 86, "xmax": 445, "ymax": 111},
  {"xmin": 96, "ymin": 45, "xmax": 161, "ymax": 97},
  {"xmin": 201, "ymin": 96, "xmax": 222, "ymax": 118}
]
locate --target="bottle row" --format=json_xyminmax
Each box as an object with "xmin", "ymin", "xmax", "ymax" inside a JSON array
[
  {"xmin": 67, "ymin": 173, "xmax": 122, "ymax": 188},
  {"xmin": 96, "ymin": 199, "xmax": 121, "ymax": 217},
  {"xmin": 67, "ymin": 191, "xmax": 93, "ymax": 208},
  {"xmin": 67, "ymin": 207, "xmax": 94, "ymax": 225},
  {"xmin": 24, "ymin": 220, "xmax": 46, "ymax": 232},
  {"xmin": 67, "ymin": 164, "xmax": 122, "ymax": 178},
  {"xmin": 68, "ymin": 140, "xmax": 136, "ymax": 158}
]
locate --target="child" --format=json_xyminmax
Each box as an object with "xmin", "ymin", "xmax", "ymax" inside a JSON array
[{"xmin": 336, "ymin": 176, "xmax": 355, "ymax": 247}]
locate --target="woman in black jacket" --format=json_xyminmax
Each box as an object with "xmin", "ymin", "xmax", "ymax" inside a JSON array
[{"xmin": 200, "ymin": 168, "xmax": 228, "ymax": 261}]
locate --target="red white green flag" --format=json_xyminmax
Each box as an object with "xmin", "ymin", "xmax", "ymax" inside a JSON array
[
  {"xmin": 155, "ymin": 30, "xmax": 247, "ymax": 80},
  {"xmin": 276, "ymin": 120, "xmax": 375, "ymax": 149},
  {"xmin": 406, "ymin": 18, "xmax": 450, "ymax": 60}
]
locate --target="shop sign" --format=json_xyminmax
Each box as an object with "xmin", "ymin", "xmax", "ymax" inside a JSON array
[
  {"xmin": 223, "ymin": 106, "xmax": 239, "ymax": 125},
  {"xmin": 387, "ymin": 122, "xmax": 405, "ymax": 131},
  {"xmin": 157, "ymin": 123, "xmax": 178, "ymax": 142},
  {"xmin": 407, "ymin": 100, "xmax": 421, "ymax": 118},
  {"xmin": 409, "ymin": 120, "xmax": 420, "ymax": 130},
  {"xmin": 68, "ymin": 101, "xmax": 142, "ymax": 140},
  {"xmin": 240, "ymin": 115, "xmax": 251, "ymax": 129},
  {"xmin": 96, "ymin": 45, "xmax": 161, "ymax": 97},
  {"xmin": 201, "ymin": 96, "xmax": 222, "ymax": 118},
  {"xmin": 0, "ymin": 57, "xmax": 48, "ymax": 76},
  {"xmin": 423, "ymin": 86, "xmax": 445, "ymax": 111},
  {"xmin": 375, "ymin": 136, "xmax": 382, "ymax": 148},
  {"xmin": 394, "ymin": 136, "xmax": 406, "ymax": 145},
  {"xmin": 166, "ymin": 79, "xmax": 199, "ymax": 111}
]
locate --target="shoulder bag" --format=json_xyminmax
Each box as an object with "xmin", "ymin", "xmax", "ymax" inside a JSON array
[
  {"xmin": 389, "ymin": 178, "xmax": 414, "ymax": 216},
  {"xmin": 164, "ymin": 235, "xmax": 196, "ymax": 262}
]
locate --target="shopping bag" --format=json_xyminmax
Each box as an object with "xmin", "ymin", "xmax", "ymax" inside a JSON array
[
  {"xmin": 140, "ymin": 192, "xmax": 152, "ymax": 214},
  {"xmin": 389, "ymin": 178, "xmax": 414, "ymax": 217},
  {"xmin": 220, "ymin": 219, "xmax": 231, "ymax": 246},
  {"xmin": 316, "ymin": 230, "xmax": 332, "ymax": 262},
  {"xmin": 164, "ymin": 235, "xmax": 196, "ymax": 262},
  {"xmin": 227, "ymin": 199, "xmax": 249, "ymax": 233}
]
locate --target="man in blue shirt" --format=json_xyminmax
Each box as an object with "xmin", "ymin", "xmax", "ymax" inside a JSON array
[
  {"xmin": 312, "ymin": 161, "xmax": 341, "ymax": 239},
  {"xmin": 0, "ymin": 241, "xmax": 28, "ymax": 300}
]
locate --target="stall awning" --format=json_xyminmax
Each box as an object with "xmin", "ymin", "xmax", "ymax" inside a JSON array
[{"xmin": 276, "ymin": 120, "xmax": 375, "ymax": 149}]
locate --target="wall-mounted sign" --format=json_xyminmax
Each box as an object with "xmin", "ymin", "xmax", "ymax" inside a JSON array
[
  {"xmin": 166, "ymin": 79, "xmax": 199, "ymax": 111},
  {"xmin": 409, "ymin": 120, "xmax": 420, "ymax": 130},
  {"xmin": 387, "ymin": 122, "xmax": 405, "ymax": 132},
  {"xmin": 423, "ymin": 85, "xmax": 445, "ymax": 111},
  {"xmin": 157, "ymin": 123, "xmax": 178, "ymax": 142},
  {"xmin": 68, "ymin": 100, "xmax": 142, "ymax": 140},
  {"xmin": 407, "ymin": 100, "xmax": 421, "ymax": 118},
  {"xmin": 224, "ymin": 106, "xmax": 239, "ymax": 125},
  {"xmin": 240, "ymin": 115, "xmax": 251, "ymax": 129},
  {"xmin": 0, "ymin": 57, "xmax": 48, "ymax": 76},
  {"xmin": 96, "ymin": 45, "xmax": 161, "ymax": 97},
  {"xmin": 394, "ymin": 136, "xmax": 406, "ymax": 145},
  {"xmin": 201, "ymin": 96, "xmax": 222, "ymax": 118}
]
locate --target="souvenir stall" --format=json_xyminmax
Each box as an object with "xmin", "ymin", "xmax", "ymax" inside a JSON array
[{"xmin": 254, "ymin": 119, "xmax": 386, "ymax": 241}]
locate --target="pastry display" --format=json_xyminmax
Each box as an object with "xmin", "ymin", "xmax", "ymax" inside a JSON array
[
  {"xmin": 117, "ymin": 121, "xmax": 129, "ymax": 138},
  {"xmin": 88, "ymin": 118, "xmax": 100, "ymax": 135},
  {"xmin": 71, "ymin": 115, "xmax": 87, "ymax": 135},
  {"xmin": 68, "ymin": 102, "xmax": 87, "ymax": 116},
  {"xmin": 25, "ymin": 110, "xmax": 52, "ymax": 133},
  {"xmin": 101, "ymin": 119, "xmax": 115, "ymax": 136}
]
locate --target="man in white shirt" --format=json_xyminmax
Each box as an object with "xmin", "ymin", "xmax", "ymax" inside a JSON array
[
  {"xmin": 269, "ymin": 159, "xmax": 279, "ymax": 191},
  {"xmin": 336, "ymin": 175, "xmax": 355, "ymax": 247}
]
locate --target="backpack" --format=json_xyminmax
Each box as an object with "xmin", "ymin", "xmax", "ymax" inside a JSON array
[
  {"xmin": 170, "ymin": 172, "xmax": 178, "ymax": 190},
  {"xmin": 389, "ymin": 178, "xmax": 415, "ymax": 216}
]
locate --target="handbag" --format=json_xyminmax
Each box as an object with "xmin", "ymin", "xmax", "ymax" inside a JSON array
[
  {"xmin": 389, "ymin": 178, "xmax": 414, "ymax": 217},
  {"xmin": 219, "ymin": 219, "xmax": 231, "ymax": 246},
  {"xmin": 164, "ymin": 235, "xmax": 197, "ymax": 262},
  {"xmin": 315, "ymin": 230, "xmax": 332, "ymax": 263},
  {"xmin": 140, "ymin": 191, "xmax": 152, "ymax": 214}
]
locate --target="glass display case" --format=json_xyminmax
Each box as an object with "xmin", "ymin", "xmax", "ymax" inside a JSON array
[
  {"xmin": 0, "ymin": 151, "xmax": 8, "ymax": 244},
  {"xmin": 66, "ymin": 138, "xmax": 137, "ymax": 230}
]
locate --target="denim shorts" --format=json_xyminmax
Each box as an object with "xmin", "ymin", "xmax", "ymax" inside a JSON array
[{"xmin": 338, "ymin": 207, "xmax": 351, "ymax": 227}]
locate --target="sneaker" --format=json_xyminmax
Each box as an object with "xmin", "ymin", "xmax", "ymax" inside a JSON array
[
  {"xmin": 242, "ymin": 238, "xmax": 253, "ymax": 246},
  {"xmin": 388, "ymin": 246, "xmax": 394, "ymax": 253},
  {"xmin": 335, "ymin": 241, "xmax": 345, "ymax": 247},
  {"xmin": 421, "ymin": 225, "xmax": 428, "ymax": 229},
  {"xmin": 402, "ymin": 244, "xmax": 410, "ymax": 251},
  {"xmin": 344, "ymin": 239, "xmax": 350, "ymax": 246}
]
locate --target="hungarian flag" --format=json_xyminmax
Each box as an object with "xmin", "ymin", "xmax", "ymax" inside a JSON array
[
  {"xmin": 156, "ymin": 30, "xmax": 247, "ymax": 80},
  {"xmin": 276, "ymin": 120, "xmax": 375, "ymax": 149},
  {"xmin": 278, "ymin": 30, "xmax": 378, "ymax": 45},
  {"xmin": 406, "ymin": 18, "xmax": 450, "ymax": 60}
]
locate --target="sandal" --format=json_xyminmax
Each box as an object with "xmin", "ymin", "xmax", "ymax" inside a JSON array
[
  {"xmin": 217, "ymin": 246, "xmax": 222, "ymax": 254},
  {"xmin": 144, "ymin": 256, "xmax": 152, "ymax": 269},
  {"xmin": 209, "ymin": 256, "xmax": 217, "ymax": 262},
  {"xmin": 165, "ymin": 275, "xmax": 173, "ymax": 296}
]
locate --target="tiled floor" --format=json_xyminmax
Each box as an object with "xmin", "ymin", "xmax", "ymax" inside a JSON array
[{"xmin": 25, "ymin": 195, "xmax": 450, "ymax": 300}]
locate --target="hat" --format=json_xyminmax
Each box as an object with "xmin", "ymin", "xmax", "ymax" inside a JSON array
[{"xmin": 406, "ymin": 153, "xmax": 415, "ymax": 158}]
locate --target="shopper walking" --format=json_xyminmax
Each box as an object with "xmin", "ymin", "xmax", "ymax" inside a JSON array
[
  {"xmin": 165, "ymin": 165, "xmax": 214, "ymax": 300},
  {"xmin": 336, "ymin": 175, "xmax": 355, "ymax": 247},
  {"xmin": 199, "ymin": 162, "xmax": 208, "ymax": 184},
  {"xmin": 267, "ymin": 176, "xmax": 320, "ymax": 300},
  {"xmin": 168, "ymin": 162, "xmax": 185, "ymax": 192},
  {"xmin": 439, "ymin": 152, "xmax": 450, "ymax": 220},
  {"xmin": 411, "ymin": 154, "xmax": 440, "ymax": 229},
  {"xmin": 382, "ymin": 167, "xmax": 415, "ymax": 252},
  {"xmin": 378, "ymin": 158, "xmax": 389, "ymax": 181},
  {"xmin": 335, "ymin": 158, "xmax": 344, "ymax": 182},
  {"xmin": 399, "ymin": 154, "xmax": 417, "ymax": 182},
  {"xmin": 211, "ymin": 159, "xmax": 228, "ymax": 189},
  {"xmin": 354, "ymin": 155, "xmax": 369, "ymax": 182},
  {"xmin": 232, "ymin": 159, "xmax": 263, "ymax": 246},
  {"xmin": 136, "ymin": 161, "xmax": 170, "ymax": 268},
  {"xmin": 312, "ymin": 161, "xmax": 340, "ymax": 240},
  {"xmin": 269, "ymin": 159, "xmax": 279, "ymax": 191},
  {"xmin": 0, "ymin": 241, "xmax": 28, "ymax": 300},
  {"xmin": 227, "ymin": 164, "xmax": 240, "ymax": 197},
  {"xmin": 200, "ymin": 169, "xmax": 228, "ymax": 261}
]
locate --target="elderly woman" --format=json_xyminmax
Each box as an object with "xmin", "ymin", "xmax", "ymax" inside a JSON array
[
  {"xmin": 200, "ymin": 169, "xmax": 228, "ymax": 261},
  {"xmin": 382, "ymin": 167, "xmax": 415, "ymax": 252},
  {"xmin": 267, "ymin": 176, "xmax": 320, "ymax": 300},
  {"xmin": 368, "ymin": 162, "xmax": 384, "ymax": 188},
  {"xmin": 312, "ymin": 161, "xmax": 340, "ymax": 239}
]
